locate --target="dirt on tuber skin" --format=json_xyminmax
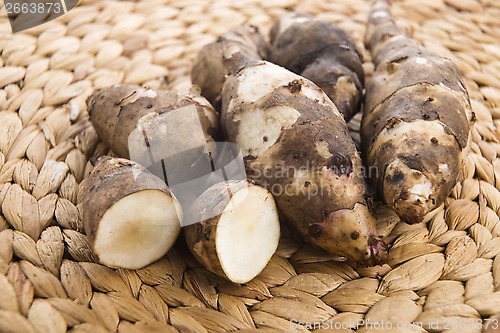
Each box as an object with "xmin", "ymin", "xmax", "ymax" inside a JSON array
[
  {"xmin": 193, "ymin": 26, "xmax": 388, "ymax": 267},
  {"xmin": 269, "ymin": 12, "xmax": 365, "ymax": 121},
  {"xmin": 360, "ymin": 0, "xmax": 474, "ymax": 225},
  {"xmin": 191, "ymin": 25, "xmax": 269, "ymax": 111},
  {"xmin": 87, "ymin": 84, "xmax": 220, "ymax": 160}
]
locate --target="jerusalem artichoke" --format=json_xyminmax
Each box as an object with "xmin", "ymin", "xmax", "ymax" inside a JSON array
[
  {"xmin": 361, "ymin": 0, "xmax": 474, "ymax": 224},
  {"xmin": 184, "ymin": 180, "xmax": 280, "ymax": 283},
  {"xmin": 81, "ymin": 156, "xmax": 182, "ymax": 269},
  {"xmin": 269, "ymin": 13, "xmax": 365, "ymax": 121},
  {"xmin": 191, "ymin": 25, "xmax": 269, "ymax": 110}
]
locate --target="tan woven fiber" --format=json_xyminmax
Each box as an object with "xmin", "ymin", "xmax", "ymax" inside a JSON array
[{"xmin": 0, "ymin": 0, "xmax": 500, "ymax": 332}]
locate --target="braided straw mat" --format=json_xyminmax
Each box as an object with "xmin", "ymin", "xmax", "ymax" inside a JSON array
[{"xmin": 1, "ymin": 0, "xmax": 500, "ymax": 332}]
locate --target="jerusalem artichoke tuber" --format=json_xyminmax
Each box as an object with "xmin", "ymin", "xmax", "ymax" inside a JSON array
[
  {"xmin": 361, "ymin": 0, "xmax": 474, "ymax": 224},
  {"xmin": 269, "ymin": 13, "xmax": 365, "ymax": 121},
  {"xmin": 184, "ymin": 180, "xmax": 280, "ymax": 283},
  {"xmin": 191, "ymin": 25, "xmax": 269, "ymax": 110},
  {"xmin": 81, "ymin": 156, "xmax": 182, "ymax": 269}
]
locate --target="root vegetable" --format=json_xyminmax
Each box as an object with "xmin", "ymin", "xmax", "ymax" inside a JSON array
[
  {"xmin": 87, "ymin": 84, "xmax": 219, "ymax": 160},
  {"xmin": 361, "ymin": 0, "xmax": 474, "ymax": 224},
  {"xmin": 81, "ymin": 157, "xmax": 182, "ymax": 269},
  {"xmin": 191, "ymin": 25, "xmax": 269, "ymax": 110},
  {"xmin": 193, "ymin": 27, "xmax": 388, "ymax": 266},
  {"xmin": 269, "ymin": 12, "xmax": 365, "ymax": 121},
  {"xmin": 184, "ymin": 180, "xmax": 280, "ymax": 283}
]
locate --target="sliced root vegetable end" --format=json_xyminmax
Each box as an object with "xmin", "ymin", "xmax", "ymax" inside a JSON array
[
  {"xmin": 93, "ymin": 190, "xmax": 182, "ymax": 270},
  {"xmin": 216, "ymin": 185, "xmax": 280, "ymax": 283},
  {"xmin": 186, "ymin": 183, "xmax": 280, "ymax": 284}
]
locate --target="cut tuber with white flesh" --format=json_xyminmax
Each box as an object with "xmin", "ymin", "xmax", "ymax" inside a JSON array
[
  {"xmin": 184, "ymin": 180, "xmax": 280, "ymax": 284},
  {"xmin": 361, "ymin": 0, "xmax": 474, "ymax": 224},
  {"xmin": 81, "ymin": 157, "xmax": 182, "ymax": 269}
]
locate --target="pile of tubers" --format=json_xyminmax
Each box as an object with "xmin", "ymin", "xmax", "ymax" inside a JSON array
[
  {"xmin": 82, "ymin": 0, "xmax": 473, "ymax": 283},
  {"xmin": 85, "ymin": 84, "xmax": 281, "ymax": 283}
]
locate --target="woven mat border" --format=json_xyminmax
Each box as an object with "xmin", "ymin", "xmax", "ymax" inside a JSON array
[{"xmin": 1, "ymin": 0, "xmax": 500, "ymax": 332}]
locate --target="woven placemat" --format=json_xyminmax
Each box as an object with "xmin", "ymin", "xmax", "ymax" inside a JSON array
[{"xmin": 1, "ymin": 0, "xmax": 500, "ymax": 332}]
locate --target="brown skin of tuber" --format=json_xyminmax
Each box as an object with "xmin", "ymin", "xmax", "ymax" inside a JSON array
[
  {"xmin": 269, "ymin": 13, "xmax": 365, "ymax": 121},
  {"xmin": 80, "ymin": 156, "xmax": 181, "ymax": 269},
  {"xmin": 87, "ymin": 84, "xmax": 220, "ymax": 160},
  {"xmin": 184, "ymin": 181, "xmax": 248, "ymax": 280},
  {"xmin": 361, "ymin": 0, "xmax": 474, "ymax": 224},
  {"xmin": 191, "ymin": 25, "xmax": 269, "ymax": 110},
  {"xmin": 215, "ymin": 41, "xmax": 387, "ymax": 266}
]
